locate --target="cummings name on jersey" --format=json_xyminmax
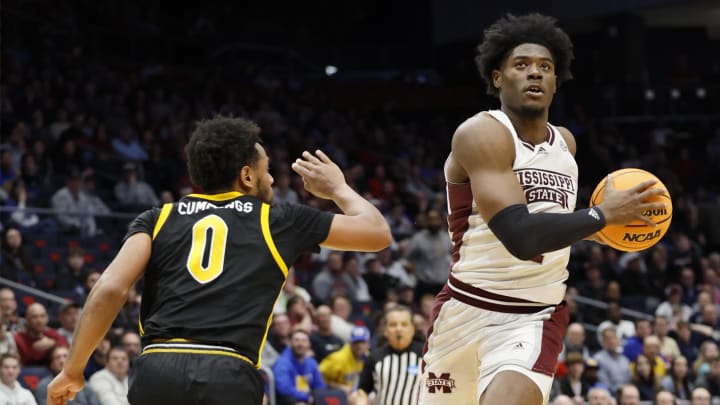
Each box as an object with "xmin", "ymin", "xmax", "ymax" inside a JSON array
[
  {"xmin": 515, "ymin": 169, "xmax": 576, "ymax": 209},
  {"xmin": 178, "ymin": 200, "xmax": 254, "ymax": 215}
]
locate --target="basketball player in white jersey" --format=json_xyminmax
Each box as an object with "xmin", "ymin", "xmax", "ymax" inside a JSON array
[{"xmin": 419, "ymin": 13, "xmax": 667, "ymax": 405}]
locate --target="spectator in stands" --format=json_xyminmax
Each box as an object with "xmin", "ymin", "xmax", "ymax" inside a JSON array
[
  {"xmin": 696, "ymin": 356, "xmax": 720, "ymax": 397},
  {"xmin": 273, "ymin": 329, "xmax": 325, "ymax": 405},
  {"xmin": 274, "ymin": 267, "xmax": 311, "ymax": 315},
  {"xmin": 319, "ymin": 326, "xmax": 370, "ymax": 404},
  {"xmin": 586, "ymin": 386, "xmax": 613, "ymax": 405},
  {"xmin": 35, "ymin": 346, "xmax": 99, "ymax": 405},
  {"xmin": 654, "ymin": 316, "xmax": 682, "ymax": 362},
  {"xmin": 50, "ymin": 171, "xmax": 100, "ymax": 237},
  {"xmin": 671, "ymin": 321, "xmax": 703, "ymax": 366},
  {"xmin": 655, "ymin": 390, "xmax": 676, "ymax": 405},
  {"xmin": 88, "ymin": 346, "xmax": 130, "ymax": 405},
  {"xmin": 631, "ymin": 352, "xmax": 661, "ymax": 401},
  {"xmin": 554, "ymin": 352, "xmax": 589, "ymax": 403},
  {"xmin": 559, "ymin": 322, "xmax": 591, "ymax": 362},
  {"xmin": 113, "ymin": 163, "xmax": 158, "ymax": 211},
  {"xmin": 329, "ymin": 295, "xmax": 355, "ymax": 343},
  {"xmin": 690, "ymin": 386, "xmax": 711, "ymax": 405},
  {"xmin": 0, "ymin": 288, "xmax": 24, "ymax": 332},
  {"xmin": 690, "ymin": 291, "xmax": 714, "ymax": 324},
  {"xmin": 617, "ymin": 383, "xmax": 641, "ymax": 405},
  {"xmin": 0, "ymin": 312, "xmax": 17, "ymax": 356},
  {"xmin": 661, "ymin": 355, "xmax": 695, "ymax": 401},
  {"xmin": 285, "ymin": 295, "xmax": 312, "ymax": 333},
  {"xmin": 597, "ymin": 302, "xmax": 636, "ymax": 348},
  {"xmin": 618, "ymin": 252, "xmax": 653, "ymax": 300},
  {"xmin": 623, "ymin": 318, "xmax": 652, "ymax": 361},
  {"xmin": 119, "ymin": 332, "xmax": 141, "ymax": 372},
  {"xmin": 56, "ymin": 302, "xmax": 80, "ymax": 344},
  {"xmin": 14, "ymin": 303, "xmax": 68, "ymax": 366},
  {"xmin": 550, "ymin": 394, "xmax": 574, "ymax": 405},
  {"xmin": 679, "ymin": 266, "xmax": 701, "ymax": 307},
  {"xmin": 403, "ymin": 208, "xmax": 452, "ymax": 299},
  {"xmin": 310, "ymin": 305, "xmax": 344, "ymax": 363},
  {"xmin": 267, "ymin": 313, "xmax": 292, "ymax": 355},
  {"xmin": 54, "ymin": 248, "xmax": 90, "ymax": 293},
  {"xmin": 0, "ymin": 353, "xmax": 37, "ymax": 405},
  {"xmin": 693, "ymin": 341, "xmax": 719, "ymax": 384},
  {"xmin": 311, "ymin": 251, "xmax": 355, "ymax": 304},
  {"xmin": 344, "ymin": 254, "xmax": 371, "ymax": 304},
  {"xmin": 0, "ymin": 227, "xmax": 36, "ymax": 286},
  {"xmin": 272, "ymin": 171, "xmax": 299, "ymax": 205},
  {"xmin": 594, "ymin": 326, "xmax": 631, "ymax": 393},
  {"xmin": 656, "ymin": 283, "xmax": 694, "ymax": 324},
  {"xmin": 111, "ymin": 126, "xmax": 148, "ymax": 162}
]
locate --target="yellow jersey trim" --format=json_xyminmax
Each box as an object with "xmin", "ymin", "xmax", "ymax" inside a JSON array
[
  {"xmin": 187, "ymin": 191, "xmax": 243, "ymax": 201},
  {"xmin": 138, "ymin": 316, "xmax": 145, "ymax": 336},
  {"xmin": 260, "ymin": 203, "xmax": 288, "ymax": 277},
  {"xmin": 142, "ymin": 348, "xmax": 256, "ymax": 368},
  {"xmin": 152, "ymin": 203, "xmax": 173, "ymax": 240},
  {"xmin": 257, "ymin": 280, "xmax": 285, "ymax": 368}
]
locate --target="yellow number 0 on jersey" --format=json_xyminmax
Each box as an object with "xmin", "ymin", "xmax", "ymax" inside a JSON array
[{"xmin": 186, "ymin": 214, "xmax": 228, "ymax": 284}]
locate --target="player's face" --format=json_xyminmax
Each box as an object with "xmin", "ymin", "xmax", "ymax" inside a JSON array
[
  {"xmin": 384, "ymin": 309, "xmax": 414, "ymax": 351},
  {"xmin": 253, "ymin": 143, "xmax": 274, "ymax": 204},
  {"xmin": 494, "ymin": 43, "xmax": 557, "ymax": 116}
]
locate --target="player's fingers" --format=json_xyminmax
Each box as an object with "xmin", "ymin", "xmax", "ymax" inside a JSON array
[
  {"xmin": 302, "ymin": 150, "xmax": 321, "ymax": 165},
  {"xmin": 291, "ymin": 160, "xmax": 310, "ymax": 176},
  {"xmin": 629, "ymin": 179, "xmax": 658, "ymax": 193},
  {"xmin": 605, "ymin": 174, "xmax": 615, "ymax": 191},
  {"xmin": 67, "ymin": 390, "xmax": 78, "ymax": 401},
  {"xmin": 638, "ymin": 187, "xmax": 667, "ymax": 201},
  {"xmin": 634, "ymin": 213, "xmax": 657, "ymax": 227},
  {"xmin": 315, "ymin": 149, "xmax": 331, "ymax": 163}
]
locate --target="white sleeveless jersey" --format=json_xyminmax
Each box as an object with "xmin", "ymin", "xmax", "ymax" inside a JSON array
[{"xmin": 446, "ymin": 110, "xmax": 578, "ymax": 305}]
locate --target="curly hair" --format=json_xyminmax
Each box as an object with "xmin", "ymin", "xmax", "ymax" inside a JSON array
[
  {"xmin": 475, "ymin": 13, "xmax": 574, "ymax": 97},
  {"xmin": 185, "ymin": 116, "xmax": 261, "ymax": 193}
]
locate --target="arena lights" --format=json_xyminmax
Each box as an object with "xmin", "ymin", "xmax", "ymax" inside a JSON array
[
  {"xmin": 670, "ymin": 88, "xmax": 680, "ymax": 100},
  {"xmin": 644, "ymin": 89, "xmax": 655, "ymax": 101},
  {"xmin": 325, "ymin": 65, "xmax": 338, "ymax": 76},
  {"xmin": 696, "ymin": 87, "xmax": 706, "ymax": 99}
]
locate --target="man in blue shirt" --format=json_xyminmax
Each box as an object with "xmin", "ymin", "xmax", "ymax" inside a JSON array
[{"xmin": 273, "ymin": 329, "xmax": 325, "ymax": 405}]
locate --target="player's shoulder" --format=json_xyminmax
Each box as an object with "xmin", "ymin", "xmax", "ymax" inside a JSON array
[
  {"xmin": 451, "ymin": 112, "xmax": 514, "ymax": 156},
  {"xmin": 551, "ymin": 125, "xmax": 576, "ymax": 155}
]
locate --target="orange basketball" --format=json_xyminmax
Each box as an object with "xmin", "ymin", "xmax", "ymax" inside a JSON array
[{"xmin": 589, "ymin": 168, "xmax": 672, "ymax": 252}]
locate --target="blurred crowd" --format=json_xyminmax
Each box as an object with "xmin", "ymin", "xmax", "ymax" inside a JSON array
[{"xmin": 2, "ymin": 10, "xmax": 720, "ymax": 405}]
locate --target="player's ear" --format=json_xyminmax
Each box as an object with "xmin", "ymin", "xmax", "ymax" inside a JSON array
[
  {"xmin": 239, "ymin": 166, "xmax": 254, "ymax": 189},
  {"xmin": 492, "ymin": 70, "xmax": 502, "ymax": 89}
]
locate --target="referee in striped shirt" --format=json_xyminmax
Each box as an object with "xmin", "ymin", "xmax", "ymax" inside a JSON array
[{"xmin": 357, "ymin": 305, "xmax": 423, "ymax": 405}]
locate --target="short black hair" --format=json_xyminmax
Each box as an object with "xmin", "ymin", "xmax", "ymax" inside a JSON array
[
  {"xmin": 185, "ymin": 116, "xmax": 261, "ymax": 193},
  {"xmin": 475, "ymin": 13, "xmax": 574, "ymax": 96}
]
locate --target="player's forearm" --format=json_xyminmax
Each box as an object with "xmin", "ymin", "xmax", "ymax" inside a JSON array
[
  {"xmin": 331, "ymin": 184, "xmax": 391, "ymax": 239},
  {"xmin": 488, "ymin": 204, "xmax": 605, "ymax": 260},
  {"xmin": 64, "ymin": 281, "xmax": 128, "ymax": 377}
]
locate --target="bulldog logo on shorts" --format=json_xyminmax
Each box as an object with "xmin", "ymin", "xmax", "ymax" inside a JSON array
[{"xmin": 426, "ymin": 372, "xmax": 455, "ymax": 393}]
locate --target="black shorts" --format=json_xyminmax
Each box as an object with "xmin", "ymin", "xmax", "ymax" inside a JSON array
[{"xmin": 128, "ymin": 351, "xmax": 264, "ymax": 405}]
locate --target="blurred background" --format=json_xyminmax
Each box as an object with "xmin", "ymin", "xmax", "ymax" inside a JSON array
[{"xmin": 2, "ymin": 1, "xmax": 720, "ymax": 404}]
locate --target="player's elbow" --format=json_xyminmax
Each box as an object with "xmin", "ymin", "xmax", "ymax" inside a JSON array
[{"xmin": 502, "ymin": 241, "xmax": 538, "ymax": 261}]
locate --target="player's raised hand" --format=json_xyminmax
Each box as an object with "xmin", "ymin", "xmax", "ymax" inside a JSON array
[{"xmin": 291, "ymin": 150, "xmax": 346, "ymax": 200}]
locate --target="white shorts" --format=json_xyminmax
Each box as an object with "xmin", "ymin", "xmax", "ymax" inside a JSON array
[{"xmin": 418, "ymin": 282, "xmax": 568, "ymax": 405}]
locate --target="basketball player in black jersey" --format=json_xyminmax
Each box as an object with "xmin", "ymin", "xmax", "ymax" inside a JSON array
[{"xmin": 47, "ymin": 116, "xmax": 392, "ymax": 405}]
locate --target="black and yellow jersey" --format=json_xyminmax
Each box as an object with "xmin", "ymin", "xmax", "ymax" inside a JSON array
[{"xmin": 123, "ymin": 191, "xmax": 333, "ymax": 367}]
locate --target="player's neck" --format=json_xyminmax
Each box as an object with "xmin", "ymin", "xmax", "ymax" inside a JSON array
[{"xmin": 501, "ymin": 107, "xmax": 549, "ymax": 145}]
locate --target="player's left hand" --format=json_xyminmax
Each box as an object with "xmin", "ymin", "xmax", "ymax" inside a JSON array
[{"xmin": 47, "ymin": 370, "xmax": 84, "ymax": 405}]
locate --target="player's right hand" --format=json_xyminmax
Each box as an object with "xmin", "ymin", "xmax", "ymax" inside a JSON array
[
  {"xmin": 597, "ymin": 174, "xmax": 667, "ymax": 226},
  {"xmin": 47, "ymin": 370, "xmax": 83, "ymax": 405},
  {"xmin": 291, "ymin": 149, "xmax": 346, "ymax": 200}
]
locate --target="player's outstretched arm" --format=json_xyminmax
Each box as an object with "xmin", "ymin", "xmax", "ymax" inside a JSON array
[
  {"xmin": 292, "ymin": 150, "xmax": 392, "ymax": 252},
  {"xmin": 47, "ymin": 233, "xmax": 150, "ymax": 405}
]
